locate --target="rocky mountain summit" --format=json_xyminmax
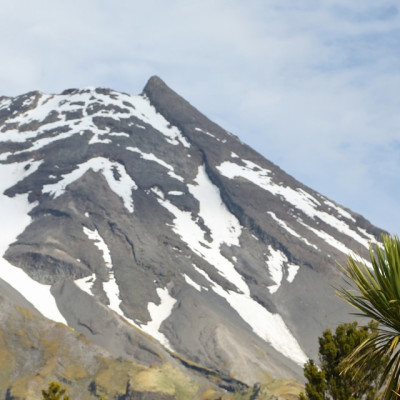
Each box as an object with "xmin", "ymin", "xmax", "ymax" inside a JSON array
[{"xmin": 0, "ymin": 77, "xmax": 383, "ymax": 399}]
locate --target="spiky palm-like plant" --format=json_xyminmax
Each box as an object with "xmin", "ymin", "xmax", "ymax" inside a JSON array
[{"xmin": 338, "ymin": 234, "xmax": 400, "ymax": 400}]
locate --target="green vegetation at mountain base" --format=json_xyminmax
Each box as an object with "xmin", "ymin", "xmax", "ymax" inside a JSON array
[
  {"xmin": 338, "ymin": 234, "xmax": 400, "ymax": 399},
  {"xmin": 39, "ymin": 379, "xmax": 302, "ymax": 400},
  {"xmin": 42, "ymin": 382, "xmax": 70, "ymax": 400},
  {"xmin": 227, "ymin": 379, "xmax": 302, "ymax": 400},
  {"xmin": 299, "ymin": 321, "xmax": 384, "ymax": 400}
]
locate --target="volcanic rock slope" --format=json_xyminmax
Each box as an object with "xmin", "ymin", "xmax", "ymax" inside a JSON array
[{"xmin": 0, "ymin": 77, "xmax": 384, "ymax": 388}]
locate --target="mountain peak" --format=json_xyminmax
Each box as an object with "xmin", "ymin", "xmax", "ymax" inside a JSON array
[
  {"xmin": 143, "ymin": 75, "xmax": 168, "ymax": 91},
  {"xmin": 142, "ymin": 75, "xmax": 180, "ymax": 106},
  {"xmin": 0, "ymin": 75, "xmax": 384, "ymax": 399}
]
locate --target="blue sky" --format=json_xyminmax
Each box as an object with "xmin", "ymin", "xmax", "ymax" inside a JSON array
[{"xmin": 1, "ymin": 0, "xmax": 399, "ymax": 234}]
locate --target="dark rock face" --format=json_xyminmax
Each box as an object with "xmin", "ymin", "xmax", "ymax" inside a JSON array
[{"xmin": 0, "ymin": 77, "xmax": 384, "ymax": 393}]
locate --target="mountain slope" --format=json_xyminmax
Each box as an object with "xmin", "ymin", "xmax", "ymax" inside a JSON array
[{"xmin": 0, "ymin": 77, "xmax": 384, "ymax": 396}]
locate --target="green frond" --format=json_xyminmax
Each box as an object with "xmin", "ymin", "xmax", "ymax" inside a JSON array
[{"xmin": 337, "ymin": 234, "xmax": 400, "ymax": 400}]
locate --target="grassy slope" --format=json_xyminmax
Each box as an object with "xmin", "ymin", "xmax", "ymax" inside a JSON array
[{"xmin": 0, "ymin": 304, "xmax": 302, "ymax": 399}]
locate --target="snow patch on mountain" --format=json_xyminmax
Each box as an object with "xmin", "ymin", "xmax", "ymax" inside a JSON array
[
  {"xmin": 192, "ymin": 263, "xmax": 214, "ymax": 286},
  {"xmin": 357, "ymin": 227, "xmax": 379, "ymax": 245},
  {"xmin": 267, "ymin": 211, "xmax": 318, "ymax": 250},
  {"xmin": 266, "ymin": 246, "xmax": 288, "ymax": 294},
  {"xmin": 126, "ymin": 94, "xmax": 190, "ymax": 148},
  {"xmin": 43, "ymin": 157, "xmax": 136, "ymax": 212},
  {"xmin": 218, "ymin": 160, "xmax": 370, "ymax": 248},
  {"xmin": 79, "ymin": 225, "xmax": 178, "ymax": 351},
  {"xmin": 83, "ymin": 227, "xmax": 112, "ymax": 267},
  {"xmin": 183, "ymin": 274, "xmax": 202, "ymax": 292},
  {"xmin": 107, "ymin": 132, "xmax": 130, "ymax": 138},
  {"xmin": 195, "ymin": 127, "xmax": 216, "ymax": 139},
  {"xmin": 150, "ymin": 186, "xmax": 165, "ymax": 199},
  {"xmin": 74, "ymin": 273, "xmax": 95, "ymax": 295},
  {"xmin": 209, "ymin": 276, "xmax": 307, "ymax": 366},
  {"xmin": 0, "ymin": 119, "xmax": 67, "ymax": 144},
  {"xmin": 188, "ymin": 165, "xmax": 242, "ymax": 247},
  {"xmin": 139, "ymin": 287, "xmax": 176, "ymax": 351},
  {"xmin": 82, "ymin": 226, "xmax": 124, "ymax": 313},
  {"xmin": 157, "ymin": 165, "xmax": 246, "ymax": 294},
  {"xmin": 0, "ymin": 259, "xmax": 67, "ymax": 324},
  {"xmin": 265, "ymin": 246, "xmax": 300, "ymax": 292},
  {"xmin": 287, "ymin": 264, "xmax": 300, "ymax": 283},
  {"xmin": 298, "ymin": 219, "xmax": 372, "ymax": 267},
  {"xmin": 0, "ymin": 160, "xmax": 66, "ymax": 324},
  {"xmin": 0, "ymin": 98, "xmax": 12, "ymax": 110},
  {"xmin": 127, "ymin": 146, "xmax": 184, "ymax": 182},
  {"xmin": 323, "ymin": 199, "xmax": 355, "ymax": 222},
  {"xmin": 158, "ymin": 195, "xmax": 247, "ymax": 293}
]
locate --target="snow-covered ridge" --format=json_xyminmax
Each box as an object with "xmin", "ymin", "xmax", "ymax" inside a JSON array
[
  {"xmin": 297, "ymin": 218, "xmax": 372, "ymax": 267},
  {"xmin": 0, "ymin": 88, "xmax": 190, "ymax": 158},
  {"xmin": 217, "ymin": 160, "xmax": 371, "ymax": 248}
]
